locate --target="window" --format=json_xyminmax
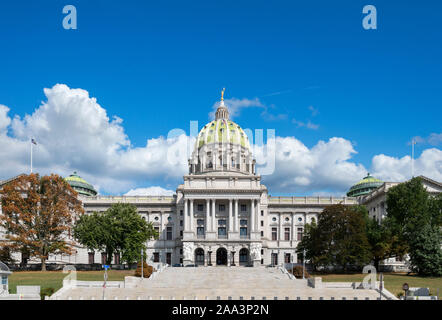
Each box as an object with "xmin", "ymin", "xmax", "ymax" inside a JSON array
[
  {"xmin": 297, "ymin": 228, "xmax": 303, "ymax": 241},
  {"xmin": 180, "ymin": 249, "xmax": 183, "ymax": 255},
  {"xmin": 298, "ymin": 217, "xmax": 302, "ymax": 222},
  {"xmin": 114, "ymin": 252, "xmax": 120, "ymax": 264},
  {"xmin": 180, "ymin": 210, "xmax": 183, "ymax": 216},
  {"xmin": 154, "ymin": 226, "xmax": 160, "ymax": 235},
  {"xmin": 285, "ymin": 217, "xmax": 289, "ymax": 222},
  {"xmin": 1, "ymin": 275, "xmax": 7, "ymax": 285},
  {"xmin": 166, "ymin": 252, "xmax": 171, "ymax": 265},
  {"xmin": 197, "ymin": 227, "xmax": 205, "ymax": 238},
  {"xmin": 101, "ymin": 252, "xmax": 106, "ymax": 265},
  {"xmin": 167, "ymin": 217, "xmax": 172, "ymax": 222},
  {"xmin": 197, "ymin": 204, "xmax": 204, "ymax": 211},
  {"xmin": 260, "ymin": 231, "xmax": 264, "ymax": 237},
  {"xmin": 166, "ymin": 227, "xmax": 173, "ymax": 240},
  {"xmin": 180, "ymin": 220, "xmax": 183, "ymax": 227},
  {"xmin": 197, "ymin": 219, "xmax": 204, "ymax": 226},
  {"xmin": 261, "ymin": 210, "xmax": 264, "ymax": 216},
  {"xmin": 272, "ymin": 227, "xmax": 278, "ymax": 241},
  {"xmin": 272, "ymin": 217, "xmax": 277, "ymax": 222},
  {"xmin": 271, "ymin": 253, "xmax": 278, "ymax": 265},
  {"xmin": 241, "ymin": 204, "xmax": 247, "ymax": 212},
  {"xmin": 260, "ymin": 221, "xmax": 264, "ymax": 227},
  {"xmin": 284, "ymin": 253, "xmax": 291, "ymax": 264},
  {"xmin": 218, "ymin": 219, "xmax": 226, "ymax": 226},
  {"xmin": 88, "ymin": 252, "xmax": 95, "ymax": 264},
  {"xmin": 180, "ymin": 230, "xmax": 183, "ymax": 237},
  {"xmin": 240, "ymin": 227, "xmax": 247, "ymax": 238},
  {"xmin": 240, "ymin": 219, "xmax": 247, "ymax": 226},
  {"xmin": 218, "ymin": 226, "xmax": 227, "ymax": 238},
  {"xmin": 154, "ymin": 216, "xmax": 159, "ymax": 221},
  {"xmin": 153, "ymin": 252, "xmax": 159, "ymax": 263},
  {"xmin": 219, "ymin": 204, "xmax": 225, "ymax": 211},
  {"xmin": 284, "ymin": 228, "xmax": 290, "ymax": 241}
]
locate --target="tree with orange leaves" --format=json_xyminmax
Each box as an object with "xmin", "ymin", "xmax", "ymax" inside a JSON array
[{"xmin": 0, "ymin": 173, "xmax": 84, "ymax": 270}]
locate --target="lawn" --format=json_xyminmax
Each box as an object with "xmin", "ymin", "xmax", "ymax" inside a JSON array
[
  {"xmin": 314, "ymin": 272, "xmax": 442, "ymax": 299},
  {"xmin": 8, "ymin": 270, "xmax": 134, "ymax": 294}
]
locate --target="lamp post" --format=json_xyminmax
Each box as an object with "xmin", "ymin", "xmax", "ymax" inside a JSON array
[{"xmin": 402, "ymin": 283, "xmax": 409, "ymax": 300}]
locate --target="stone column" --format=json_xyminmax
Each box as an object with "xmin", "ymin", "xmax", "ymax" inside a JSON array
[
  {"xmin": 229, "ymin": 199, "xmax": 233, "ymax": 232},
  {"xmin": 291, "ymin": 212, "xmax": 295, "ymax": 242},
  {"xmin": 184, "ymin": 199, "xmax": 188, "ymax": 231},
  {"xmin": 190, "ymin": 199, "xmax": 194, "ymax": 235},
  {"xmin": 256, "ymin": 200, "xmax": 260, "ymax": 232},
  {"xmin": 212, "ymin": 199, "xmax": 216, "ymax": 232},
  {"xmin": 251, "ymin": 199, "xmax": 255, "ymax": 232},
  {"xmin": 279, "ymin": 212, "xmax": 283, "ymax": 241},
  {"xmin": 206, "ymin": 199, "xmax": 210, "ymax": 232},
  {"xmin": 235, "ymin": 199, "xmax": 239, "ymax": 232}
]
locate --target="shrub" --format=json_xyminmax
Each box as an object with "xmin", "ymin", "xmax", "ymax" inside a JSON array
[
  {"xmin": 134, "ymin": 261, "xmax": 155, "ymax": 278},
  {"xmin": 292, "ymin": 265, "xmax": 310, "ymax": 279},
  {"xmin": 40, "ymin": 287, "xmax": 55, "ymax": 300}
]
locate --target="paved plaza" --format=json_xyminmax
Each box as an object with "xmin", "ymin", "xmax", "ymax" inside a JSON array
[{"xmin": 53, "ymin": 267, "xmax": 383, "ymax": 300}]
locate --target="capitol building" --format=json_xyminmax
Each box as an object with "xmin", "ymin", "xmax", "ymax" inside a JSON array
[{"xmin": 1, "ymin": 94, "xmax": 441, "ymax": 270}]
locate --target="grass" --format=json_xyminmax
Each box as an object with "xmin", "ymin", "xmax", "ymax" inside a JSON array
[
  {"xmin": 8, "ymin": 270, "xmax": 134, "ymax": 294},
  {"xmin": 313, "ymin": 272, "xmax": 442, "ymax": 299}
]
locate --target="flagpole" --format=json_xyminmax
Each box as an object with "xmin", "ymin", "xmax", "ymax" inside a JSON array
[
  {"xmin": 30, "ymin": 139, "xmax": 33, "ymax": 174},
  {"xmin": 411, "ymin": 138, "xmax": 414, "ymax": 178}
]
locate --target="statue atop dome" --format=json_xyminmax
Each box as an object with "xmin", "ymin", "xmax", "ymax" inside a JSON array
[{"xmin": 215, "ymin": 88, "xmax": 229, "ymax": 120}]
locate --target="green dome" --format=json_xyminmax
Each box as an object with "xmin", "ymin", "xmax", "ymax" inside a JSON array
[
  {"xmin": 195, "ymin": 119, "xmax": 251, "ymax": 151},
  {"xmin": 65, "ymin": 172, "xmax": 97, "ymax": 197},
  {"xmin": 347, "ymin": 173, "xmax": 383, "ymax": 197}
]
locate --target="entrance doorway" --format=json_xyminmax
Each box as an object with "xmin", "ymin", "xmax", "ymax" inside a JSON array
[
  {"xmin": 216, "ymin": 248, "xmax": 227, "ymax": 265},
  {"xmin": 239, "ymin": 248, "xmax": 249, "ymax": 266}
]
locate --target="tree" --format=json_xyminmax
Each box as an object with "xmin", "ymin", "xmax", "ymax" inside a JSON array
[
  {"xmin": 362, "ymin": 207, "xmax": 408, "ymax": 271},
  {"xmin": 73, "ymin": 203, "xmax": 158, "ymax": 265},
  {"xmin": 0, "ymin": 173, "xmax": 84, "ymax": 271},
  {"xmin": 385, "ymin": 177, "xmax": 442, "ymax": 276},
  {"xmin": 297, "ymin": 204, "xmax": 371, "ymax": 272}
]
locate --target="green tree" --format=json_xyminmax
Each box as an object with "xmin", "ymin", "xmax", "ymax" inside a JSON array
[
  {"xmin": 73, "ymin": 203, "xmax": 158, "ymax": 264},
  {"xmin": 297, "ymin": 204, "xmax": 371, "ymax": 272},
  {"xmin": 385, "ymin": 177, "xmax": 442, "ymax": 276}
]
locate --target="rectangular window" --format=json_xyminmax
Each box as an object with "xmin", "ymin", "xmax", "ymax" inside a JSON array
[
  {"xmin": 197, "ymin": 219, "xmax": 204, "ymax": 226},
  {"xmin": 197, "ymin": 227, "xmax": 205, "ymax": 238},
  {"xmin": 284, "ymin": 227, "xmax": 290, "ymax": 241},
  {"xmin": 218, "ymin": 219, "xmax": 226, "ymax": 226},
  {"xmin": 241, "ymin": 204, "xmax": 247, "ymax": 212},
  {"xmin": 114, "ymin": 252, "xmax": 120, "ymax": 264},
  {"xmin": 218, "ymin": 227, "xmax": 227, "ymax": 238},
  {"xmin": 197, "ymin": 204, "xmax": 204, "ymax": 211},
  {"xmin": 180, "ymin": 220, "xmax": 183, "ymax": 227},
  {"xmin": 180, "ymin": 249, "xmax": 183, "ymax": 255},
  {"xmin": 1, "ymin": 275, "xmax": 7, "ymax": 285},
  {"xmin": 297, "ymin": 228, "xmax": 303, "ymax": 241},
  {"xmin": 284, "ymin": 253, "xmax": 291, "ymax": 264},
  {"xmin": 180, "ymin": 210, "xmax": 183, "ymax": 216},
  {"xmin": 88, "ymin": 252, "xmax": 95, "ymax": 264},
  {"xmin": 240, "ymin": 219, "xmax": 247, "ymax": 226},
  {"xmin": 271, "ymin": 253, "xmax": 278, "ymax": 266},
  {"xmin": 153, "ymin": 252, "xmax": 159, "ymax": 263},
  {"xmin": 166, "ymin": 227, "xmax": 172, "ymax": 240},
  {"xmin": 180, "ymin": 230, "xmax": 183, "ymax": 237},
  {"xmin": 272, "ymin": 227, "xmax": 278, "ymax": 241},
  {"xmin": 219, "ymin": 204, "xmax": 225, "ymax": 211},
  {"xmin": 260, "ymin": 220, "xmax": 264, "ymax": 227},
  {"xmin": 261, "ymin": 210, "xmax": 264, "ymax": 216},
  {"xmin": 260, "ymin": 231, "xmax": 264, "ymax": 237},
  {"xmin": 240, "ymin": 227, "xmax": 247, "ymax": 238},
  {"xmin": 154, "ymin": 226, "xmax": 159, "ymax": 234},
  {"xmin": 166, "ymin": 252, "xmax": 171, "ymax": 265}
]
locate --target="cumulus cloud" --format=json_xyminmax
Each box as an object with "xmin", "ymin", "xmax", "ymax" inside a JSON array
[
  {"xmin": 0, "ymin": 84, "xmax": 189, "ymax": 194},
  {"xmin": 292, "ymin": 118, "xmax": 319, "ymax": 130},
  {"xmin": 371, "ymin": 148, "xmax": 442, "ymax": 182},
  {"xmin": 209, "ymin": 97, "xmax": 265, "ymax": 120},
  {"xmin": 258, "ymin": 137, "xmax": 367, "ymax": 194},
  {"xmin": 1, "ymin": 84, "xmax": 440, "ymax": 196},
  {"xmin": 124, "ymin": 186, "xmax": 176, "ymax": 196}
]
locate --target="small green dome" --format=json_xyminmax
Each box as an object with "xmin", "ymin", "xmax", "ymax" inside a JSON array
[
  {"xmin": 347, "ymin": 173, "xmax": 383, "ymax": 197},
  {"xmin": 195, "ymin": 119, "xmax": 251, "ymax": 151},
  {"xmin": 65, "ymin": 172, "xmax": 97, "ymax": 197}
]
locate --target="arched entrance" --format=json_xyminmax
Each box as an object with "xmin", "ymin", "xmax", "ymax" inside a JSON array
[
  {"xmin": 239, "ymin": 248, "xmax": 249, "ymax": 266},
  {"xmin": 195, "ymin": 248, "xmax": 205, "ymax": 266},
  {"xmin": 216, "ymin": 248, "xmax": 227, "ymax": 266}
]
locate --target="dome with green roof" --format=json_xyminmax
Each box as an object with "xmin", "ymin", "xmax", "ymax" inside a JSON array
[
  {"xmin": 65, "ymin": 172, "xmax": 97, "ymax": 197},
  {"xmin": 347, "ymin": 173, "xmax": 383, "ymax": 197},
  {"xmin": 195, "ymin": 118, "xmax": 251, "ymax": 151}
]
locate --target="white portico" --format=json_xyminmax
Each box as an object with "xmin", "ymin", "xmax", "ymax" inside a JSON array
[{"xmin": 178, "ymin": 89, "xmax": 264, "ymax": 267}]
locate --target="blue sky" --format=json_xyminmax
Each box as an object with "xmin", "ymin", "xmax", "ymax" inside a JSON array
[{"xmin": 0, "ymin": 0, "xmax": 441, "ymax": 195}]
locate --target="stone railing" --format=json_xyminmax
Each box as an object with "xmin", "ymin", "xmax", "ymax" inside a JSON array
[
  {"xmin": 268, "ymin": 196, "xmax": 358, "ymax": 205},
  {"xmin": 82, "ymin": 195, "xmax": 176, "ymax": 204}
]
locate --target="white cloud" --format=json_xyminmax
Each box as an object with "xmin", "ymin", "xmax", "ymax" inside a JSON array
[
  {"xmin": 124, "ymin": 186, "xmax": 175, "ymax": 196},
  {"xmin": 1, "ymin": 84, "xmax": 440, "ymax": 196},
  {"xmin": 371, "ymin": 148, "xmax": 442, "ymax": 182},
  {"xmin": 209, "ymin": 97, "xmax": 264, "ymax": 120},
  {"xmin": 291, "ymin": 118, "xmax": 319, "ymax": 130},
  {"xmin": 411, "ymin": 133, "xmax": 442, "ymax": 146},
  {"xmin": 258, "ymin": 136, "xmax": 367, "ymax": 194},
  {"xmin": 0, "ymin": 84, "xmax": 189, "ymax": 194}
]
